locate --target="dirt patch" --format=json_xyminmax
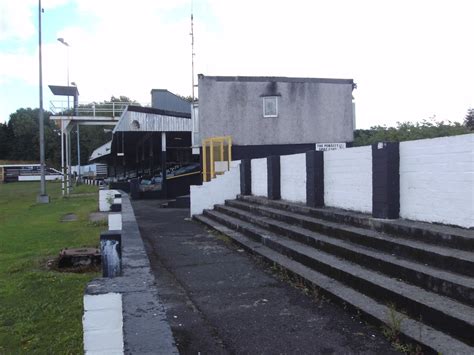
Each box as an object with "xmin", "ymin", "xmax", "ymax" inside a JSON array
[
  {"xmin": 89, "ymin": 212, "xmax": 108, "ymax": 222},
  {"xmin": 46, "ymin": 257, "xmax": 101, "ymax": 274},
  {"xmin": 61, "ymin": 213, "xmax": 78, "ymax": 222}
]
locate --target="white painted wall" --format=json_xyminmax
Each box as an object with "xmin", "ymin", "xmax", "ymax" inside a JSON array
[
  {"xmin": 324, "ymin": 146, "xmax": 372, "ymax": 213},
  {"xmin": 190, "ymin": 161, "xmax": 241, "ymax": 216},
  {"xmin": 83, "ymin": 293, "xmax": 123, "ymax": 354},
  {"xmin": 280, "ymin": 153, "xmax": 307, "ymax": 203},
  {"xmin": 108, "ymin": 213, "xmax": 122, "ymax": 231},
  {"xmin": 251, "ymin": 158, "xmax": 268, "ymax": 197},
  {"xmin": 18, "ymin": 175, "xmax": 62, "ymax": 181},
  {"xmin": 400, "ymin": 134, "xmax": 474, "ymax": 228},
  {"xmin": 99, "ymin": 189, "xmax": 120, "ymax": 212}
]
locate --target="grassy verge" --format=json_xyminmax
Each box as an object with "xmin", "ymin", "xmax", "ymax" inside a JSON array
[{"xmin": 0, "ymin": 181, "xmax": 102, "ymax": 354}]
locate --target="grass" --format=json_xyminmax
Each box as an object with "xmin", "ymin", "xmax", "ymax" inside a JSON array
[{"xmin": 0, "ymin": 181, "xmax": 102, "ymax": 354}]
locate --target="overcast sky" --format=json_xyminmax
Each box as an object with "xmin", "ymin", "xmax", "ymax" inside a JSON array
[{"xmin": 0, "ymin": 0, "xmax": 473, "ymax": 128}]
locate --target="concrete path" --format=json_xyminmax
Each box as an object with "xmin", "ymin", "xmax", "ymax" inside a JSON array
[{"xmin": 133, "ymin": 200, "xmax": 399, "ymax": 354}]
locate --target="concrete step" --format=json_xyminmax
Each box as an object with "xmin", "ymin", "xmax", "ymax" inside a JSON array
[
  {"xmin": 228, "ymin": 199, "xmax": 474, "ymax": 278},
  {"xmin": 202, "ymin": 209, "xmax": 474, "ymax": 346},
  {"xmin": 216, "ymin": 202, "xmax": 474, "ymax": 306},
  {"xmin": 237, "ymin": 195, "xmax": 474, "ymax": 252},
  {"xmin": 194, "ymin": 214, "xmax": 474, "ymax": 354}
]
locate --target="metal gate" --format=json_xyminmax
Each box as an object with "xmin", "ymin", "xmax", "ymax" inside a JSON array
[{"xmin": 202, "ymin": 136, "xmax": 232, "ymax": 182}]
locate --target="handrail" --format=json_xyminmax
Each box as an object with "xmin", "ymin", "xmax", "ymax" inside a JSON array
[{"xmin": 202, "ymin": 136, "xmax": 232, "ymax": 182}]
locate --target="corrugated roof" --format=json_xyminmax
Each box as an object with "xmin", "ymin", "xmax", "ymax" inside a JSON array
[{"xmin": 113, "ymin": 106, "xmax": 192, "ymax": 133}]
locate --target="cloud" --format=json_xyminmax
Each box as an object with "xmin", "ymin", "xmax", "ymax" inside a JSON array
[{"xmin": 0, "ymin": 0, "xmax": 473, "ymax": 126}]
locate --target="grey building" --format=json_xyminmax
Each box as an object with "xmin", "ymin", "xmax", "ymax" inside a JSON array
[
  {"xmin": 151, "ymin": 89, "xmax": 191, "ymax": 115},
  {"xmin": 196, "ymin": 75, "xmax": 356, "ymax": 159}
]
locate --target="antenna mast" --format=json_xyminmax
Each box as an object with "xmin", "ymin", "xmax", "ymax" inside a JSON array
[{"xmin": 190, "ymin": 2, "xmax": 195, "ymax": 102}]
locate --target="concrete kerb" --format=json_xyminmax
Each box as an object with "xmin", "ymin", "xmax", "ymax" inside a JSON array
[{"xmin": 84, "ymin": 191, "xmax": 178, "ymax": 354}]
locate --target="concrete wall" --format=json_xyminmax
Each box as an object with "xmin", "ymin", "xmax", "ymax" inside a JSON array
[
  {"xmin": 400, "ymin": 134, "xmax": 474, "ymax": 228},
  {"xmin": 280, "ymin": 153, "xmax": 306, "ymax": 202},
  {"xmin": 198, "ymin": 75, "xmax": 354, "ymax": 146},
  {"xmin": 190, "ymin": 161, "xmax": 241, "ymax": 216},
  {"xmin": 251, "ymin": 158, "xmax": 268, "ymax": 197},
  {"xmin": 324, "ymin": 146, "xmax": 372, "ymax": 213},
  {"xmin": 18, "ymin": 175, "xmax": 62, "ymax": 181}
]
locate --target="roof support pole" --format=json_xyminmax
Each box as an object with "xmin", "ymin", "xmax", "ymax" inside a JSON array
[
  {"xmin": 161, "ymin": 132, "xmax": 167, "ymax": 197},
  {"xmin": 61, "ymin": 119, "xmax": 65, "ymax": 196}
]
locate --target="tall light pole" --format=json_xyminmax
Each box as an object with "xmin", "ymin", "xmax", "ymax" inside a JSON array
[
  {"xmin": 37, "ymin": 0, "xmax": 49, "ymax": 204},
  {"xmin": 57, "ymin": 38, "xmax": 70, "ymax": 109},
  {"xmin": 57, "ymin": 38, "xmax": 80, "ymax": 185}
]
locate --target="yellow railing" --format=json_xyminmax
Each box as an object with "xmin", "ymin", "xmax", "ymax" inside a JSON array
[{"xmin": 202, "ymin": 136, "xmax": 232, "ymax": 182}]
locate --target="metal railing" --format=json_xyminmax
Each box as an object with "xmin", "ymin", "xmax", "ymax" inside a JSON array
[
  {"xmin": 202, "ymin": 136, "xmax": 232, "ymax": 182},
  {"xmin": 49, "ymin": 100, "xmax": 149, "ymax": 116}
]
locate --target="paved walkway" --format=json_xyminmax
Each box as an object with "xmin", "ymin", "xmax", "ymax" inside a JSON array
[{"xmin": 132, "ymin": 200, "xmax": 398, "ymax": 354}]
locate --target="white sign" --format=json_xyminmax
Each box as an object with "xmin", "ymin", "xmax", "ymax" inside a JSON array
[{"xmin": 315, "ymin": 143, "xmax": 346, "ymax": 151}]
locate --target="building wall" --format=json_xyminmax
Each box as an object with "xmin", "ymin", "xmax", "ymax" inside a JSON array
[
  {"xmin": 251, "ymin": 158, "xmax": 268, "ymax": 197},
  {"xmin": 400, "ymin": 134, "xmax": 474, "ymax": 228},
  {"xmin": 198, "ymin": 76, "xmax": 354, "ymax": 146},
  {"xmin": 151, "ymin": 90, "xmax": 191, "ymax": 114},
  {"xmin": 280, "ymin": 153, "xmax": 306, "ymax": 202},
  {"xmin": 324, "ymin": 146, "xmax": 372, "ymax": 213}
]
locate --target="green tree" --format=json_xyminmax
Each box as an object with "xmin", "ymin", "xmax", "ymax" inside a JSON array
[
  {"xmin": 354, "ymin": 119, "xmax": 470, "ymax": 146},
  {"xmin": 464, "ymin": 108, "xmax": 474, "ymax": 130}
]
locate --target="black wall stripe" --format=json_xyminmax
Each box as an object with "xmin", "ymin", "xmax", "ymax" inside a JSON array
[
  {"xmin": 240, "ymin": 159, "xmax": 252, "ymax": 195},
  {"xmin": 306, "ymin": 151, "xmax": 324, "ymax": 207},
  {"xmin": 267, "ymin": 156, "xmax": 281, "ymax": 200},
  {"xmin": 372, "ymin": 142, "xmax": 400, "ymax": 219}
]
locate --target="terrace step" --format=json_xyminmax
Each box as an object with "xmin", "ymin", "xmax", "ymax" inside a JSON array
[
  {"xmin": 237, "ymin": 195, "xmax": 474, "ymax": 252},
  {"xmin": 194, "ymin": 214, "xmax": 474, "ymax": 354},
  {"xmin": 217, "ymin": 202, "xmax": 474, "ymax": 306},
  {"xmin": 228, "ymin": 199, "xmax": 474, "ymax": 278}
]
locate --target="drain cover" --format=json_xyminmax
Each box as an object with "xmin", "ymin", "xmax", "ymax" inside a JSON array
[{"xmin": 58, "ymin": 248, "xmax": 101, "ymax": 268}]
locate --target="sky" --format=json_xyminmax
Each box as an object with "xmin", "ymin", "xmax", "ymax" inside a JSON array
[{"xmin": 0, "ymin": 0, "xmax": 473, "ymax": 128}]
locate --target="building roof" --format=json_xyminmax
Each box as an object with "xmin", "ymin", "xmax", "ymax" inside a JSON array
[
  {"xmin": 112, "ymin": 106, "xmax": 192, "ymax": 133},
  {"xmin": 198, "ymin": 74, "xmax": 355, "ymax": 87},
  {"xmin": 48, "ymin": 85, "xmax": 79, "ymax": 96}
]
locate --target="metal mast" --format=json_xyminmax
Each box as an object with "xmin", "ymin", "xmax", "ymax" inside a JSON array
[
  {"xmin": 190, "ymin": 3, "xmax": 195, "ymax": 101},
  {"xmin": 37, "ymin": 0, "xmax": 49, "ymax": 203}
]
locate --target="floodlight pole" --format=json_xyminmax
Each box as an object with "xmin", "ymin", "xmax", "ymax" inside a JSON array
[{"xmin": 37, "ymin": 0, "xmax": 49, "ymax": 204}]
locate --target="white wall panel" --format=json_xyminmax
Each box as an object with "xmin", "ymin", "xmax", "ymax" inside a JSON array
[
  {"xmin": 400, "ymin": 134, "xmax": 474, "ymax": 228},
  {"xmin": 280, "ymin": 153, "xmax": 306, "ymax": 203},
  {"xmin": 251, "ymin": 158, "xmax": 268, "ymax": 197},
  {"xmin": 324, "ymin": 146, "xmax": 372, "ymax": 213}
]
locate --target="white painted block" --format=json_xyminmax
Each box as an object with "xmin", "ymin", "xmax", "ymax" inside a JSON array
[
  {"xmin": 324, "ymin": 146, "xmax": 372, "ymax": 213},
  {"xmin": 190, "ymin": 161, "xmax": 241, "ymax": 216},
  {"xmin": 84, "ymin": 293, "xmax": 122, "ymax": 311},
  {"xmin": 108, "ymin": 213, "xmax": 122, "ymax": 231},
  {"xmin": 83, "ymin": 293, "xmax": 123, "ymax": 354},
  {"xmin": 400, "ymin": 134, "xmax": 474, "ymax": 228},
  {"xmin": 99, "ymin": 190, "xmax": 119, "ymax": 212},
  {"xmin": 280, "ymin": 153, "xmax": 306, "ymax": 203},
  {"xmin": 251, "ymin": 158, "xmax": 268, "ymax": 197}
]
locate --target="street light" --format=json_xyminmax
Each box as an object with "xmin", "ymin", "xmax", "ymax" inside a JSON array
[
  {"xmin": 57, "ymin": 37, "xmax": 70, "ymax": 109},
  {"xmin": 37, "ymin": 0, "xmax": 49, "ymax": 203},
  {"xmin": 57, "ymin": 38, "xmax": 81, "ymax": 184}
]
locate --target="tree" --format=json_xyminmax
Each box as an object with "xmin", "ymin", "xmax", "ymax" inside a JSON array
[
  {"xmin": 464, "ymin": 108, "xmax": 474, "ymax": 130},
  {"xmin": 354, "ymin": 119, "xmax": 470, "ymax": 146}
]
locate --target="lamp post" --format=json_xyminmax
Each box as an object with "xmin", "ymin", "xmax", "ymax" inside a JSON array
[
  {"xmin": 37, "ymin": 0, "xmax": 49, "ymax": 203},
  {"xmin": 57, "ymin": 38, "xmax": 80, "ymax": 185}
]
